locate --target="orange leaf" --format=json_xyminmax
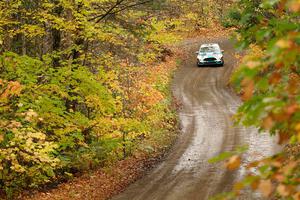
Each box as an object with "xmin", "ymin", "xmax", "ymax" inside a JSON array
[
  {"xmin": 246, "ymin": 61, "xmax": 260, "ymax": 69},
  {"xmin": 288, "ymin": 78, "xmax": 299, "ymax": 95},
  {"xmin": 275, "ymin": 62, "xmax": 284, "ymax": 69},
  {"xmin": 262, "ymin": 116, "xmax": 274, "ymax": 130},
  {"xmin": 282, "ymin": 161, "xmax": 297, "ymax": 176},
  {"xmin": 274, "ymin": 174, "xmax": 285, "ymax": 182},
  {"xmin": 241, "ymin": 78, "xmax": 254, "ymax": 101},
  {"xmin": 269, "ymin": 72, "xmax": 281, "ymax": 85},
  {"xmin": 225, "ymin": 155, "xmax": 241, "ymax": 170},
  {"xmin": 289, "ymin": 0, "xmax": 300, "ymax": 12},
  {"xmin": 271, "ymin": 113, "xmax": 289, "ymax": 122},
  {"xmin": 251, "ymin": 180, "xmax": 259, "ymax": 190},
  {"xmin": 258, "ymin": 179, "xmax": 273, "ymax": 197},
  {"xmin": 293, "ymin": 192, "xmax": 300, "ymax": 200},
  {"xmin": 277, "ymin": 184, "xmax": 291, "ymax": 197},
  {"xmin": 278, "ymin": 132, "xmax": 290, "ymax": 145},
  {"xmin": 285, "ymin": 104, "xmax": 298, "ymax": 115},
  {"xmin": 269, "ymin": 72, "xmax": 281, "ymax": 84},
  {"xmin": 271, "ymin": 161, "xmax": 282, "ymax": 168}
]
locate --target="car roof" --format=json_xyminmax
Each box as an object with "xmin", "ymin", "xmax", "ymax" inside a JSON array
[{"xmin": 200, "ymin": 43, "xmax": 220, "ymax": 48}]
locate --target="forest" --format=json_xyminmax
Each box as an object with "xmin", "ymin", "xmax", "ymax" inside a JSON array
[{"xmin": 0, "ymin": 0, "xmax": 299, "ymax": 199}]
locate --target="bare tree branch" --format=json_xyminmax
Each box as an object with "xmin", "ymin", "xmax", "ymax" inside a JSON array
[
  {"xmin": 89, "ymin": 0, "xmax": 126, "ymax": 22},
  {"xmin": 89, "ymin": 0, "xmax": 153, "ymax": 23}
]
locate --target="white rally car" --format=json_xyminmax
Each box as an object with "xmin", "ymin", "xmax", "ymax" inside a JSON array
[{"xmin": 196, "ymin": 43, "xmax": 224, "ymax": 67}]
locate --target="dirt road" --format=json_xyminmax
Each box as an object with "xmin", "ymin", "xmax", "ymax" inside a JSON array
[{"xmin": 112, "ymin": 37, "xmax": 279, "ymax": 200}]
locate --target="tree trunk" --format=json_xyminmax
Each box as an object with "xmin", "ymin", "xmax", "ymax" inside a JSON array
[{"xmin": 51, "ymin": 4, "xmax": 63, "ymax": 67}]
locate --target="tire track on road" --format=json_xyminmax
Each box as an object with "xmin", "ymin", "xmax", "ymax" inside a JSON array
[{"xmin": 112, "ymin": 37, "xmax": 279, "ymax": 200}]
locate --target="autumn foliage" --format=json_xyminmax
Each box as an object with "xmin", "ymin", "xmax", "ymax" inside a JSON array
[
  {"xmin": 0, "ymin": 0, "xmax": 182, "ymax": 198},
  {"xmin": 215, "ymin": 0, "xmax": 300, "ymax": 199}
]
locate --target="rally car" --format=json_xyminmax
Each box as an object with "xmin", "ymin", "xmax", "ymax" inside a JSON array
[{"xmin": 196, "ymin": 43, "xmax": 224, "ymax": 67}]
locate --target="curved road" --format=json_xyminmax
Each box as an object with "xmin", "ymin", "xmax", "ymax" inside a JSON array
[{"xmin": 112, "ymin": 38, "xmax": 279, "ymax": 200}]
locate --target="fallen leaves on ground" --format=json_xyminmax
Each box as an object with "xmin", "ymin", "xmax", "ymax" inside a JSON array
[{"xmin": 21, "ymin": 155, "xmax": 161, "ymax": 200}]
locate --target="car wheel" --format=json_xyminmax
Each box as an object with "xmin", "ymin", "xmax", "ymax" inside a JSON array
[{"xmin": 221, "ymin": 58, "xmax": 224, "ymax": 67}]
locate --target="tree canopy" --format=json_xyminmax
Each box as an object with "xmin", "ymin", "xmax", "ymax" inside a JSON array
[{"xmin": 0, "ymin": 0, "xmax": 182, "ymax": 197}]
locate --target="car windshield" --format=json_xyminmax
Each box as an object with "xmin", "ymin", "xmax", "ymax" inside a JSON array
[{"xmin": 199, "ymin": 46, "xmax": 220, "ymax": 53}]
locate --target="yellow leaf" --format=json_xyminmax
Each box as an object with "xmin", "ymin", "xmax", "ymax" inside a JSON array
[
  {"xmin": 276, "ymin": 39, "xmax": 292, "ymax": 49},
  {"xmin": 233, "ymin": 182, "xmax": 244, "ymax": 194},
  {"xmin": 295, "ymin": 123, "xmax": 300, "ymax": 131}
]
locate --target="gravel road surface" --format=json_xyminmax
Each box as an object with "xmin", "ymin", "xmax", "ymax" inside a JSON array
[{"xmin": 112, "ymin": 37, "xmax": 279, "ymax": 200}]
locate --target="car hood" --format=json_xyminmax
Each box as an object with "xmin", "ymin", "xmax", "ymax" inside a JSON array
[{"xmin": 198, "ymin": 52, "xmax": 222, "ymax": 59}]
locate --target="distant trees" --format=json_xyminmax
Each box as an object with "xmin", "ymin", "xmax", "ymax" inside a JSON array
[{"xmin": 162, "ymin": 0, "xmax": 234, "ymax": 29}]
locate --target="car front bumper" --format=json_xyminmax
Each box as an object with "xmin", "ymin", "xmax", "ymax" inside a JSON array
[{"xmin": 197, "ymin": 60, "xmax": 223, "ymax": 66}]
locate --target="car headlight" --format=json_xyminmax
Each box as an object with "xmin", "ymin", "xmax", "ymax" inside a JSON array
[
  {"xmin": 216, "ymin": 56, "xmax": 223, "ymax": 61},
  {"xmin": 198, "ymin": 57, "xmax": 204, "ymax": 61}
]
